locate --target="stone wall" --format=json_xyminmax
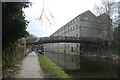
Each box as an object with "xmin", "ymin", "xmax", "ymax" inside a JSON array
[{"xmin": 16, "ymin": 38, "xmax": 31, "ymax": 60}]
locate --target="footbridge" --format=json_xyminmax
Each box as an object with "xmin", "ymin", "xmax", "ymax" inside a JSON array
[{"xmin": 26, "ymin": 36, "xmax": 106, "ymax": 45}]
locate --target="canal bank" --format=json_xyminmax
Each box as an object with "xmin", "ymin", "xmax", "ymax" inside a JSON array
[{"xmin": 38, "ymin": 54, "xmax": 69, "ymax": 78}]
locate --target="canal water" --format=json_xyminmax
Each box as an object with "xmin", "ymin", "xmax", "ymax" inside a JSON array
[
  {"xmin": 66, "ymin": 56, "xmax": 119, "ymax": 78},
  {"xmin": 44, "ymin": 52, "xmax": 119, "ymax": 78}
]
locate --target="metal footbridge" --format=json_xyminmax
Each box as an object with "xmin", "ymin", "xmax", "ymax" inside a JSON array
[{"xmin": 26, "ymin": 36, "xmax": 105, "ymax": 45}]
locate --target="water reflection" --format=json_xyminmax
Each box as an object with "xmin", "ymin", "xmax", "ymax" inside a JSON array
[
  {"xmin": 45, "ymin": 52, "xmax": 119, "ymax": 78},
  {"xmin": 66, "ymin": 56, "xmax": 119, "ymax": 78}
]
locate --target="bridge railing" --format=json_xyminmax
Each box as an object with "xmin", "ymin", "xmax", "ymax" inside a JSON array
[{"xmin": 26, "ymin": 36, "xmax": 104, "ymax": 44}]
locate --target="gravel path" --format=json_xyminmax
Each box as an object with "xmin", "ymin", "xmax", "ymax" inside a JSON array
[{"xmin": 12, "ymin": 51, "xmax": 47, "ymax": 78}]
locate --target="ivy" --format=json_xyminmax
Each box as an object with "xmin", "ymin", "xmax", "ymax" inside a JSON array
[{"xmin": 2, "ymin": 2, "xmax": 30, "ymax": 50}]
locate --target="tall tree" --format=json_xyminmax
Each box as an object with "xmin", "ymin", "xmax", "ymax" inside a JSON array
[
  {"xmin": 94, "ymin": 0, "xmax": 119, "ymax": 30},
  {"xmin": 2, "ymin": 2, "xmax": 30, "ymax": 50},
  {"xmin": 94, "ymin": 0, "xmax": 117, "ymax": 17}
]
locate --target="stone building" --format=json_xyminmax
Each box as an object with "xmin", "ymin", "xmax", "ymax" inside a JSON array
[{"xmin": 43, "ymin": 10, "xmax": 112, "ymax": 55}]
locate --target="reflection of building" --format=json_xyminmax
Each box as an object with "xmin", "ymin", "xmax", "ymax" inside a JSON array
[{"xmin": 44, "ymin": 10, "xmax": 112, "ymax": 54}]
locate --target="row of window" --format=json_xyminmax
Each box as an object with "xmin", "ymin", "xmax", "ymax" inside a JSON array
[
  {"xmin": 68, "ymin": 34, "xmax": 79, "ymax": 37},
  {"xmin": 67, "ymin": 17, "xmax": 79, "ymax": 26},
  {"xmin": 66, "ymin": 44, "xmax": 79, "ymax": 49},
  {"xmin": 64, "ymin": 24, "xmax": 79, "ymax": 33},
  {"xmin": 54, "ymin": 24, "xmax": 79, "ymax": 35},
  {"xmin": 54, "ymin": 16, "xmax": 81, "ymax": 35}
]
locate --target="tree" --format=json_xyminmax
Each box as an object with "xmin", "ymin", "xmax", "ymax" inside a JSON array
[
  {"xmin": 94, "ymin": 0, "xmax": 117, "ymax": 17},
  {"xmin": 94, "ymin": 0, "xmax": 119, "ymax": 50},
  {"xmin": 2, "ymin": 2, "xmax": 30, "ymax": 50},
  {"xmin": 112, "ymin": 24, "xmax": 120, "ymax": 55},
  {"xmin": 2, "ymin": 2, "xmax": 31, "ymax": 74},
  {"xmin": 27, "ymin": 34, "xmax": 38, "ymax": 39}
]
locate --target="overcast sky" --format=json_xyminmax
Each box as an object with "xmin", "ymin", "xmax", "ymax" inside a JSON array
[{"xmin": 23, "ymin": 0, "xmax": 119, "ymax": 37}]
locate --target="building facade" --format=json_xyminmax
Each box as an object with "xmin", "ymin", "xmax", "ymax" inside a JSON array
[{"xmin": 43, "ymin": 10, "xmax": 112, "ymax": 55}]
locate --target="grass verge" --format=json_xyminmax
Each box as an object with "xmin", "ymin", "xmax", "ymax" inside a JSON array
[{"xmin": 38, "ymin": 54, "xmax": 69, "ymax": 78}]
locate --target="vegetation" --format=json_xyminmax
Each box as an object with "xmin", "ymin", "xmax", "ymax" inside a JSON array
[
  {"xmin": 94, "ymin": 0, "xmax": 119, "ymax": 57},
  {"xmin": 38, "ymin": 54, "xmax": 69, "ymax": 78},
  {"xmin": 2, "ymin": 2, "xmax": 31, "ymax": 76},
  {"xmin": 94, "ymin": 0, "xmax": 117, "ymax": 17},
  {"xmin": 94, "ymin": 0, "xmax": 118, "ymax": 29},
  {"xmin": 111, "ymin": 25, "xmax": 120, "ymax": 55},
  {"xmin": 2, "ymin": 2, "xmax": 30, "ymax": 50}
]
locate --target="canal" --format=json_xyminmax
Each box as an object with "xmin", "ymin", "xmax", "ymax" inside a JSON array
[
  {"xmin": 66, "ymin": 56, "xmax": 119, "ymax": 78},
  {"xmin": 44, "ymin": 52, "xmax": 119, "ymax": 78}
]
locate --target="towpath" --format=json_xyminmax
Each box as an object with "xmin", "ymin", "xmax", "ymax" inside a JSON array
[{"xmin": 12, "ymin": 51, "xmax": 47, "ymax": 78}]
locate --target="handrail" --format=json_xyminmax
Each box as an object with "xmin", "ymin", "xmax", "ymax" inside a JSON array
[{"xmin": 26, "ymin": 36, "xmax": 104, "ymax": 45}]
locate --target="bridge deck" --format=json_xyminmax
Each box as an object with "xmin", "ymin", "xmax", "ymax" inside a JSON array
[{"xmin": 26, "ymin": 36, "xmax": 106, "ymax": 45}]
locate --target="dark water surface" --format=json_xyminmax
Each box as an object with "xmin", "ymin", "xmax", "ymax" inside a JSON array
[
  {"xmin": 65, "ymin": 56, "xmax": 119, "ymax": 78},
  {"xmin": 45, "ymin": 52, "xmax": 119, "ymax": 78}
]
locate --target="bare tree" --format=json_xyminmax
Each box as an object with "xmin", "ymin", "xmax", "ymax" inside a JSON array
[
  {"xmin": 94, "ymin": 0, "xmax": 118, "ymax": 30},
  {"xmin": 94, "ymin": 0, "xmax": 117, "ymax": 17},
  {"xmin": 38, "ymin": 0, "xmax": 55, "ymax": 27}
]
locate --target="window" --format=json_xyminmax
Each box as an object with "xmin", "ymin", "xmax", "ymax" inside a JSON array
[
  {"xmin": 66, "ymin": 24, "xmax": 68, "ymax": 28},
  {"xmin": 76, "ymin": 17, "xmax": 79, "ymax": 21},
  {"xmin": 76, "ymin": 44, "xmax": 79, "ymax": 47},
  {"xmin": 68, "ymin": 23, "xmax": 69, "ymax": 26},
  {"xmin": 71, "ymin": 28, "xmax": 72, "ymax": 31},
  {"xmin": 71, "ymin": 20, "xmax": 73, "ymax": 24},
  {"xmin": 76, "ymin": 25, "xmax": 78, "ymax": 28},
  {"xmin": 65, "ymin": 30, "xmax": 67, "ymax": 33},
  {"xmin": 68, "ymin": 45, "xmax": 69, "ymax": 48},
  {"xmin": 77, "ymin": 17, "xmax": 79, "ymax": 20},
  {"xmin": 57, "ymin": 31, "xmax": 59, "ymax": 33},
  {"xmin": 74, "ymin": 18, "xmax": 76, "ymax": 22},
  {"xmin": 73, "ymin": 20, "xmax": 75, "ymax": 24},
  {"xmin": 64, "ymin": 26, "xmax": 66, "ymax": 29},
  {"xmin": 98, "ymin": 29, "xmax": 101, "ymax": 34},
  {"xmin": 76, "ymin": 34, "xmax": 78, "ymax": 37},
  {"xmin": 71, "ymin": 47, "xmax": 73, "ymax": 52},
  {"xmin": 73, "ymin": 26, "xmax": 75, "ymax": 29},
  {"xmin": 68, "ymin": 29, "xmax": 69, "ymax": 32}
]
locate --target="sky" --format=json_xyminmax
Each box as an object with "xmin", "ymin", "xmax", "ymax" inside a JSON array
[{"xmin": 23, "ymin": 0, "xmax": 119, "ymax": 37}]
